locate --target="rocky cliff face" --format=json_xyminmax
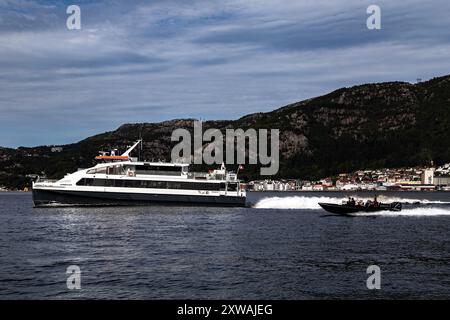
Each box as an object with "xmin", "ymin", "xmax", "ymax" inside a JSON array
[{"xmin": 1, "ymin": 75, "xmax": 450, "ymax": 189}]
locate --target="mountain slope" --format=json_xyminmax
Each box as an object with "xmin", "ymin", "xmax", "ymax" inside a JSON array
[{"xmin": 1, "ymin": 75, "xmax": 450, "ymax": 189}]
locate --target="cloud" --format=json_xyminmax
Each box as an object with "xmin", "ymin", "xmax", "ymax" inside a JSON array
[{"xmin": 0, "ymin": 0, "xmax": 450, "ymax": 147}]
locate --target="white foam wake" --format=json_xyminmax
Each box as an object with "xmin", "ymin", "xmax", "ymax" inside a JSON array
[
  {"xmin": 356, "ymin": 207, "xmax": 450, "ymax": 217},
  {"xmin": 253, "ymin": 195, "xmax": 450, "ymax": 210},
  {"xmin": 253, "ymin": 196, "xmax": 342, "ymax": 209}
]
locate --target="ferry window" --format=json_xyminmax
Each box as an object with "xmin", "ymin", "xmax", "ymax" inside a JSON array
[
  {"xmin": 76, "ymin": 178, "xmax": 94, "ymax": 186},
  {"xmin": 124, "ymin": 180, "xmax": 136, "ymax": 188},
  {"xmin": 228, "ymin": 183, "xmax": 238, "ymax": 191},
  {"xmin": 156, "ymin": 181, "xmax": 167, "ymax": 188},
  {"xmin": 114, "ymin": 180, "xmax": 124, "ymax": 187},
  {"xmin": 106, "ymin": 165, "xmax": 123, "ymax": 175},
  {"xmin": 132, "ymin": 180, "xmax": 140, "ymax": 188},
  {"xmin": 148, "ymin": 181, "xmax": 167, "ymax": 188},
  {"xmin": 205, "ymin": 182, "xmax": 220, "ymax": 190},
  {"xmin": 89, "ymin": 178, "xmax": 115, "ymax": 187},
  {"xmin": 181, "ymin": 182, "xmax": 221, "ymax": 191},
  {"xmin": 168, "ymin": 182, "xmax": 182, "ymax": 189},
  {"xmin": 93, "ymin": 179, "xmax": 105, "ymax": 186},
  {"xmin": 87, "ymin": 167, "xmax": 107, "ymax": 174},
  {"xmin": 80, "ymin": 179, "xmax": 222, "ymax": 190},
  {"xmin": 135, "ymin": 165, "xmax": 182, "ymax": 175}
]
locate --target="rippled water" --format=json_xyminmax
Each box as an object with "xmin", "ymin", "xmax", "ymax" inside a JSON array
[{"xmin": 1, "ymin": 191, "xmax": 450, "ymax": 299}]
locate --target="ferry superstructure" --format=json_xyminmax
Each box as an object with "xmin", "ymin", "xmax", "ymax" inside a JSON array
[{"xmin": 32, "ymin": 141, "xmax": 246, "ymax": 207}]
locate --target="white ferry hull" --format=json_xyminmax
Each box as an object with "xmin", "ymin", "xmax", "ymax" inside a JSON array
[
  {"xmin": 32, "ymin": 188, "xmax": 246, "ymax": 207},
  {"xmin": 32, "ymin": 140, "xmax": 246, "ymax": 208}
]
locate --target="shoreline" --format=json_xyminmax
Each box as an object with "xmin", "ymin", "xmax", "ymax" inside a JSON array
[
  {"xmin": 248, "ymin": 189, "xmax": 450, "ymax": 193},
  {"xmin": 2, "ymin": 188, "xmax": 450, "ymax": 194}
]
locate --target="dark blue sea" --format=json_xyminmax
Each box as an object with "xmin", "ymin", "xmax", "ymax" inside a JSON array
[{"xmin": 1, "ymin": 191, "xmax": 450, "ymax": 299}]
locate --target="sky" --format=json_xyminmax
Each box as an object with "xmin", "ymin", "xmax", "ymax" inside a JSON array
[{"xmin": 1, "ymin": 0, "xmax": 450, "ymax": 147}]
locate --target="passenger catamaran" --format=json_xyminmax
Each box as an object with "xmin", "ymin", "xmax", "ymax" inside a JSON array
[{"xmin": 32, "ymin": 141, "xmax": 246, "ymax": 207}]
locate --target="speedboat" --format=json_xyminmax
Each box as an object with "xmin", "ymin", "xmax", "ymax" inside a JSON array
[{"xmin": 318, "ymin": 201, "xmax": 402, "ymax": 216}]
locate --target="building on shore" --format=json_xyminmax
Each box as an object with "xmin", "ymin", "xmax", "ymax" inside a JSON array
[
  {"xmin": 421, "ymin": 169, "xmax": 434, "ymax": 185},
  {"xmin": 246, "ymin": 162, "xmax": 450, "ymax": 191},
  {"xmin": 434, "ymin": 176, "xmax": 450, "ymax": 187},
  {"xmin": 50, "ymin": 147, "xmax": 63, "ymax": 153}
]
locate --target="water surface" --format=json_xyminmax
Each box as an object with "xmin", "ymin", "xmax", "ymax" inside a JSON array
[{"xmin": 1, "ymin": 191, "xmax": 450, "ymax": 299}]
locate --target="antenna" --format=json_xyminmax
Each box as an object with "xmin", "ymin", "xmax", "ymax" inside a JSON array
[
  {"xmin": 139, "ymin": 125, "xmax": 143, "ymax": 162},
  {"xmin": 121, "ymin": 140, "xmax": 141, "ymax": 157}
]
